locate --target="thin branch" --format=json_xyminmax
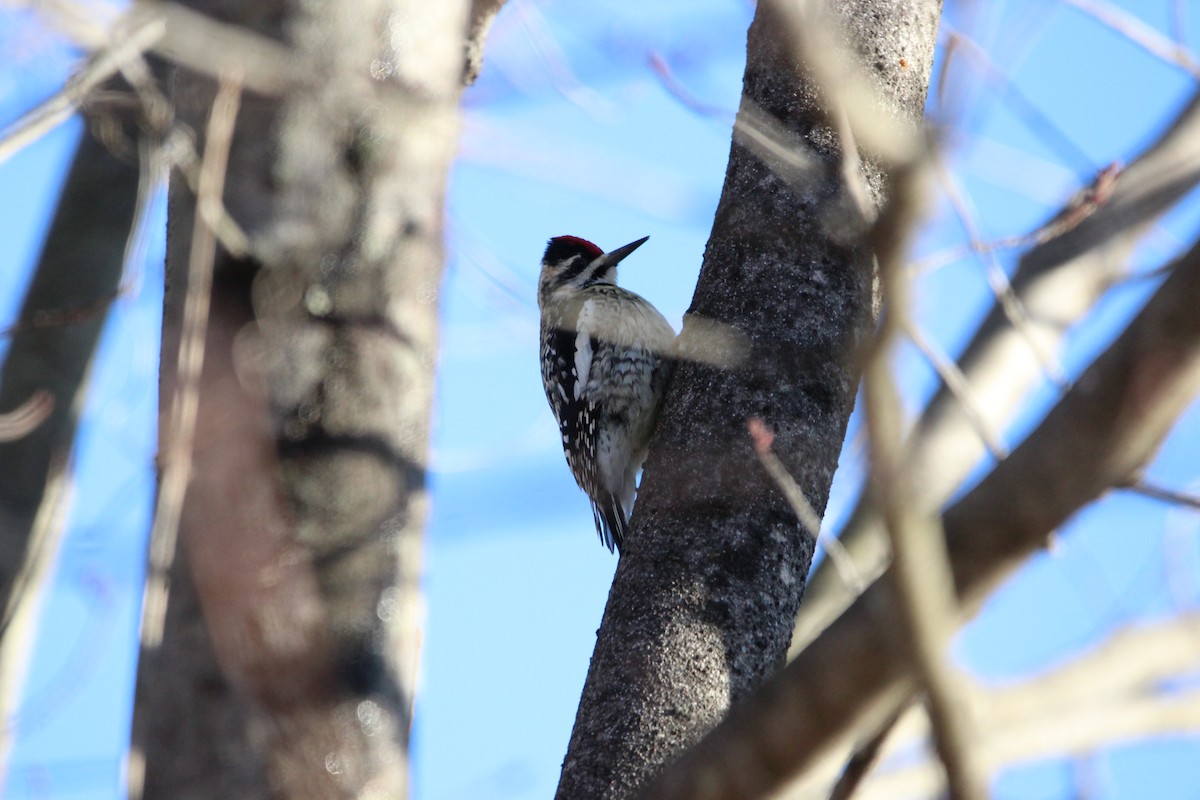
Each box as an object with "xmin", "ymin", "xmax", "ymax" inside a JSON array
[
  {"xmin": 464, "ymin": 0, "xmax": 507, "ymax": 85},
  {"xmin": 139, "ymin": 74, "xmax": 241, "ymax": 653},
  {"xmin": 649, "ymin": 52, "xmax": 733, "ymax": 119},
  {"xmin": 826, "ymin": 700, "xmax": 910, "ymax": 800},
  {"xmin": 0, "ymin": 392, "xmax": 54, "ymax": 443},
  {"xmin": 863, "ymin": 161, "xmax": 987, "ymax": 800},
  {"xmin": 935, "ymin": 24, "xmax": 1096, "ymax": 174},
  {"xmin": 932, "ymin": 151, "xmax": 1067, "ymax": 387},
  {"xmin": 0, "ymin": 15, "xmax": 159, "ymax": 164},
  {"xmin": 1119, "ymin": 478, "xmax": 1200, "ymax": 511},
  {"xmin": 903, "ymin": 320, "xmax": 1007, "ymax": 460},
  {"xmin": 19, "ymin": 0, "xmax": 297, "ymax": 96},
  {"xmin": 749, "ymin": 419, "xmax": 864, "ymax": 595},
  {"xmin": 844, "ymin": 615, "xmax": 1200, "ymax": 799},
  {"xmin": 1059, "ymin": 0, "xmax": 1200, "ymax": 78}
]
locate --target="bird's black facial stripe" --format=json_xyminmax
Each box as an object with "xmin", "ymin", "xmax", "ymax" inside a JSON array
[{"xmin": 555, "ymin": 255, "xmax": 592, "ymax": 287}]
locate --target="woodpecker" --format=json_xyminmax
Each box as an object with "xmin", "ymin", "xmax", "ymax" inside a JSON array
[{"xmin": 538, "ymin": 235, "xmax": 676, "ymax": 553}]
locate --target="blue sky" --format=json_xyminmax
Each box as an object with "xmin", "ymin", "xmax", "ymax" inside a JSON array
[{"xmin": 2, "ymin": 1, "xmax": 1199, "ymax": 799}]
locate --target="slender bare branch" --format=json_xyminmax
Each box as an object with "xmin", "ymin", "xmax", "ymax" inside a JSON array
[
  {"xmin": 903, "ymin": 320, "xmax": 1006, "ymax": 460},
  {"xmin": 0, "ymin": 16, "xmax": 159, "ymax": 164},
  {"xmin": 792, "ymin": 614, "xmax": 1200, "ymax": 799},
  {"xmin": 464, "ymin": 0, "xmax": 507, "ymax": 85},
  {"xmin": 1059, "ymin": 0, "xmax": 1200, "ymax": 77},
  {"xmin": 862, "ymin": 169, "xmax": 987, "ymax": 799},
  {"xmin": 825, "ymin": 700, "xmax": 910, "ymax": 800},
  {"xmin": 0, "ymin": 392, "xmax": 54, "ymax": 443},
  {"xmin": 749, "ymin": 419, "xmax": 864, "ymax": 595},
  {"xmin": 1119, "ymin": 478, "xmax": 1200, "ymax": 511},
  {"xmin": 138, "ymin": 73, "xmax": 240, "ymax": 657}
]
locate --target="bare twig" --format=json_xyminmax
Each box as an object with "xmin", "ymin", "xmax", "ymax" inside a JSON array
[
  {"xmin": 863, "ymin": 160, "xmax": 987, "ymax": 800},
  {"xmin": 903, "ymin": 320, "xmax": 1006, "ymax": 460},
  {"xmin": 18, "ymin": 0, "xmax": 297, "ymax": 96},
  {"xmin": 139, "ymin": 74, "xmax": 241, "ymax": 652},
  {"xmin": 0, "ymin": 15, "xmax": 160, "ymax": 164},
  {"xmin": 1059, "ymin": 0, "xmax": 1200, "ymax": 77},
  {"xmin": 936, "ymin": 24, "xmax": 1095, "ymax": 174},
  {"xmin": 0, "ymin": 392, "xmax": 55, "ymax": 443},
  {"xmin": 826, "ymin": 700, "xmax": 910, "ymax": 800},
  {"xmin": 649, "ymin": 52, "xmax": 733, "ymax": 119},
  {"xmin": 1119, "ymin": 478, "xmax": 1200, "ymax": 511},
  {"xmin": 749, "ymin": 418, "xmax": 864, "ymax": 595},
  {"xmin": 933, "ymin": 151, "xmax": 1067, "ymax": 387},
  {"xmin": 464, "ymin": 0, "xmax": 507, "ymax": 85}
]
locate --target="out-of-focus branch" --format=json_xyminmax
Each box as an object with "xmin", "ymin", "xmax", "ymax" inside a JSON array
[
  {"xmin": 1059, "ymin": 0, "xmax": 1200, "ymax": 77},
  {"xmin": 137, "ymin": 74, "xmax": 239, "ymax": 659},
  {"xmin": 862, "ymin": 163, "xmax": 986, "ymax": 799},
  {"xmin": 782, "ymin": 614, "xmax": 1200, "ymax": 799},
  {"xmin": 1120, "ymin": 478, "xmax": 1200, "ymax": 511},
  {"xmin": 644, "ymin": 232, "xmax": 1200, "ymax": 800},
  {"xmin": 794, "ymin": 87, "xmax": 1200, "ymax": 654},
  {"xmin": 0, "ymin": 392, "xmax": 54, "ymax": 443},
  {"xmin": 0, "ymin": 16, "xmax": 160, "ymax": 164},
  {"xmin": 464, "ymin": 0, "xmax": 507, "ymax": 85}
]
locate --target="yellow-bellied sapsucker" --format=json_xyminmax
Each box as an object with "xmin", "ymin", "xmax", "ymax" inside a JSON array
[{"xmin": 538, "ymin": 235, "xmax": 675, "ymax": 553}]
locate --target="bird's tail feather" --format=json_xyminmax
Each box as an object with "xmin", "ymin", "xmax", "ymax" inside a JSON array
[{"xmin": 593, "ymin": 492, "xmax": 628, "ymax": 553}]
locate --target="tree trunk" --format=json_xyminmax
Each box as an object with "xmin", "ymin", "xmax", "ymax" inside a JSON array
[
  {"xmin": 555, "ymin": 1, "xmax": 942, "ymax": 797},
  {"xmin": 131, "ymin": 2, "xmax": 468, "ymax": 797}
]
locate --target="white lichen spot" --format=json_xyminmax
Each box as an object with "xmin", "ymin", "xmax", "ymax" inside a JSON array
[
  {"xmin": 780, "ymin": 562, "xmax": 796, "ymax": 586},
  {"xmin": 369, "ymin": 58, "xmax": 395, "ymax": 81},
  {"xmin": 356, "ymin": 699, "xmax": 383, "ymax": 735},
  {"xmin": 304, "ymin": 285, "xmax": 332, "ymax": 316},
  {"xmin": 377, "ymin": 587, "xmax": 398, "ymax": 622},
  {"xmin": 324, "ymin": 752, "xmax": 344, "ymax": 776}
]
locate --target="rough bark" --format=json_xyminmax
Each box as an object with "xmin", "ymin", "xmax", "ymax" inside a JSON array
[
  {"xmin": 554, "ymin": 2, "xmax": 943, "ymax": 797},
  {"xmin": 641, "ymin": 233, "xmax": 1200, "ymax": 800},
  {"xmin": 131, "ymin": 2, "xmax": 469, "ymax": 797}
]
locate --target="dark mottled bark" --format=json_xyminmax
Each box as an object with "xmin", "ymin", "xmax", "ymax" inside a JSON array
[
  {"xmin": 0, "ymin": 77, "xmax": 141, "ymax": 623},
  {"xmin": 555, "ymin": 1, "xmax": 942, "ymax": 798}
]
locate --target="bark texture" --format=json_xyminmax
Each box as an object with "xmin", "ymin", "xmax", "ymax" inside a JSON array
[
  {"xmin": 555, "ymin": 2, "xmax": 942, "ymax": 797},
  {"xmin": 131, "ymin": 2, "xmax": 468, "ymax": 797}
]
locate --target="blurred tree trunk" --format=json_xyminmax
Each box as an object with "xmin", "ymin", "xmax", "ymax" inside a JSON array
[
  {"xmin": 130, "ymin": 2, "xmax": 473, "ymax": 797},
  {"xmin": 555, "ymin": 1, "xmax": 942, "ymax": 797},
  {"xmin": 0, "ymin": 76, "xmax": 143, "ymax": 759}
]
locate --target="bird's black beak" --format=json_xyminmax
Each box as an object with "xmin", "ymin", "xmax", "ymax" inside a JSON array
[{"xmin": 594, "ymin": 236, "xmax": 649, "ymax": 269}]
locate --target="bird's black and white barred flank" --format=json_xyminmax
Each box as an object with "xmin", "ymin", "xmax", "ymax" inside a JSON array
[{"xmin": 537, "ymin": 235, "xmax": 675, "ymax": 552}]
